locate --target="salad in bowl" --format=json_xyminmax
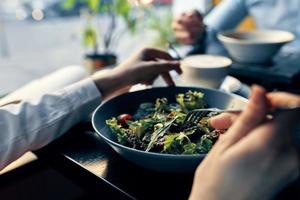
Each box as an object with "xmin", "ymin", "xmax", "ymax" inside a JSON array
[
  {"xmin": 92, "ymin": 86, "xmax": 247, "ymax": 172},
  {"xmin": 106, "ymin": 91, "xmax": 224, "ymax": 155}
]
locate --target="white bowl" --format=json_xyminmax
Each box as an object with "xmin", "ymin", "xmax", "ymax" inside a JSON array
[
  {"xmin": 218, "ymin": 30, "xmax": 295, "ymax": 64},
  {"xmin": 181, "ymin": 55, "xmax": 232, "ymax": 89}
]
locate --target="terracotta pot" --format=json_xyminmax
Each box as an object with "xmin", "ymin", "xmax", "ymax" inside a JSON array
[{"xmin": 84, "ymin": 53, "xmax": 117, "ymax": 73}]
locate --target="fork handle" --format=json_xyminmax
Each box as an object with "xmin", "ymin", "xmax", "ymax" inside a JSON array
[
  {"xmin": 218, "ymin": 105, "xmax": 300, "ymax": 115},
  {"xmin": 218, "ymin": 109, "xmax": 243, "ymax": 114}
]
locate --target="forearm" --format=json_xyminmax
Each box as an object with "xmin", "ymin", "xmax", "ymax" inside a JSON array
[
  {"xmin": 0, "ymin": 78, "xmax": 101, "ymax": 170},
  {"xmin": 0, "ymin": 47, "xmax": 181, "ymax": 170},
  {"xmin": 199, "ymin": 0, "xmax": 248, "ymax": 55},
  {"xmin": 204, "ymin": 0, "xmax": 248, "ymax": 31},
  {"xmin": 92, "ymin": 69, "xmax": 129, "ymax": 100}
]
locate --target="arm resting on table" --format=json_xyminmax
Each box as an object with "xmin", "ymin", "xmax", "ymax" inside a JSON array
[{"xmin": 0, "ymin": 78, "xmax": 101, "ymax": 170}]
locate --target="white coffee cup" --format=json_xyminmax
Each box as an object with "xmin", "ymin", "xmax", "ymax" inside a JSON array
[{"xmin": 180, "ymin": 55, "xmax": 232, "ymax": 88}]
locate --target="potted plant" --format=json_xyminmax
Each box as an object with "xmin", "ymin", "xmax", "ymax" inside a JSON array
[
  {"xmin": 62, "ymin": 0, "xmax": 145, "ymax": 73},
  {"xmin": 147, "ymin": 8, "xmax": 176, "ymax": 49}
]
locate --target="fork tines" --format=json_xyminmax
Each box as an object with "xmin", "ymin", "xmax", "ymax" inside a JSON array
[{"xmin": 183, "ymin": 110, "xmax": 211, "ymax": 128}]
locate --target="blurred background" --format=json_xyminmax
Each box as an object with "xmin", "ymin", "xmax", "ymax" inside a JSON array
[{"xmin": 0, "ymin": 0, "xmax": 254, "ymax": 96}]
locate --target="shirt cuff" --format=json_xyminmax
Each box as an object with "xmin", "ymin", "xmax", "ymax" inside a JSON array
[{"xmin": 63, "ymin": 78, "xmax": 102, "ymax": 121}]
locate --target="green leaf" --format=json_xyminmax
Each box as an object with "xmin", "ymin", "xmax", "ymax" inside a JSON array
[
  {"xmin": 176, "ymin": 91, "xmax": 207, "ymax": 113},
  {"xmin": 113, "ymin": 0, "xmax": 138, "ymax": 34},
  {"xmin": 183, "ymin": 143, "xmax": 196, "ymax": 154},
  {"xmin": 155, "ymin": 98, "xmax": 168, "ymax": 113},
  {"xmin": 127, "ymin": 118, "xmax": 155, "ymax": 139},
  {"xmin": 82, "ymin": 26, "xmax": 97, "ymax": 47},
  {"xmin": 62, "ymin": 0, "xmax": 76, "ymax": 10},
  {"xmin": 163, "ymin": 132, "xmax": 190, "ymax": 154},
  {"xmin": 99, "ymin": 2, "xmax": 112, "ymax": 13},
  {"xmin": 87, "ymin": 0, "xmax": 100, "ymax": 13},
  {"xmin": 146, "ymin": 117, "xmax": 177, "ymax": 152},
  {"xmin": 114, "ymin": 0, "xmax": 131, "ymax": 16},
  {"xmin": 64, "ymin": 0, "xmax": 143, "ymax": 51},
  {"xmin": 163, "ymin": 134, "xmax": 178, "ymax": 152},
  {"xmin": 196, "ymin": 135, "xmax": 214, "ymax": 153},
  {"xmin": 146, "ymin": 10, "xmax": 176, "ymax": 48},
  {"xmin": 106, "ymin": 118, "xmax": 129, "ymax": 145}
]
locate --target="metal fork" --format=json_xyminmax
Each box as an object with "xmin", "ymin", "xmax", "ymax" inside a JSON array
[
  {"xmin": 167, "ymin": 41, "xmax": 182, "ymax": 60},
  {"xmin": 182, "ymin": 105, "xmax": 300, "ymax": 128},
  {"xmin": 182, "ymin": 108, "xmax": 231, "ymax": 128}
]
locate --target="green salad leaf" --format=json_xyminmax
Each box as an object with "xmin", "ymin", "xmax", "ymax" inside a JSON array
[
  {"xmin": 146, "ymin": 117, "xmax": 177, "ymax": 152},
  {"xmin": 106, "ymin": 118, "xmax": 128, "ymax": 145},
  {"xmin": 176, "ymin": 91, "xmax": 207, "ymax": 113},
  {"xmin": 106, "ymin": 91, "xmax": 223, "ymax": 155},
  {"xmin": 183, "ymin": 143, "xmax": 197, "ymax": 154}
]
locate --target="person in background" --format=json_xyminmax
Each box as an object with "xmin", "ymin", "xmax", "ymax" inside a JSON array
[
  {"xmin": 0, "ymin": 48, "xmax": 300, "ymax": 199},
  {"xmin": 172, "ymin": 0, "xmax": 300, "ymax": 56}
]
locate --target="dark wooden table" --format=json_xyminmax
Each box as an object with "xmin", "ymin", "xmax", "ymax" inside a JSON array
[
  {"xmin": 36, "ymin": 123, "xmax": 194, "ymax": 200},
  {"xmin": 1, "ymin": 122, "xmax": 300, "ymax": 200},
  {"xmin": 229, "ymin": 53, "xmax": 300, "ymax": 92},
  {"xmin": 39, "ymin": 54, "xmax": 300, "ymax": 199},
  {"xmin": 1, "ymin": 52, "xmax": 300, "ymax": 200},
  {"xmin": 32, "ymin": 122, "xmax": 300, "ymax": 200}
]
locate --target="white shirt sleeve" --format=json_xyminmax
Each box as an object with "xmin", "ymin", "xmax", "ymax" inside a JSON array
[{"xmin": 0, "ymin": 78, "xmax": 101, "ymax": 170}]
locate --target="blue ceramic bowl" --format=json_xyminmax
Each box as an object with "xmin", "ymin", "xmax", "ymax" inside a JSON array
[{"xmin": 92, "ymin": 87, "xmax": 247, "ymax": 173}]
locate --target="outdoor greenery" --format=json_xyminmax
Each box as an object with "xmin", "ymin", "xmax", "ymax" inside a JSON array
[
  {"xmin": 147, "ymin": 8, "xmax": 176, "ymax": 48},
  {"xmin": 62, "ymin": 0, "xmax": 142, "ymax": 54},
  {"xmin": 62, "ymin": 0, "xmax": 176, "ymax": 54}
]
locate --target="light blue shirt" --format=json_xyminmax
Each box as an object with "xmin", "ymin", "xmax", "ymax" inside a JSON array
[{"xmin": 203, "ymin": 0, "xmax": 300, "ymax": 55}]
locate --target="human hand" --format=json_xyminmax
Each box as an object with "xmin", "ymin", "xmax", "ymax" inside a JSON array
[
  {"xmin": 172, "ymin": 10, "xmax": 205, "ymax": 45},
  {"xmin": 189, "ymin": 86, "xmax": 300, "ymax": 200},
  {"xmin": 210, "ymin": 91, "xmax": 300, "ymax": 130},
  {"xmin": 92, "ymin": 48, "xmax": 181, "ymax": 99}
]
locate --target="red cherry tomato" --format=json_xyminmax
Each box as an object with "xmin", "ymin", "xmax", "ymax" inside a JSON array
[{"xmin": 118, "ymin": 114, "xmax": 132, "ymax": 127}]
